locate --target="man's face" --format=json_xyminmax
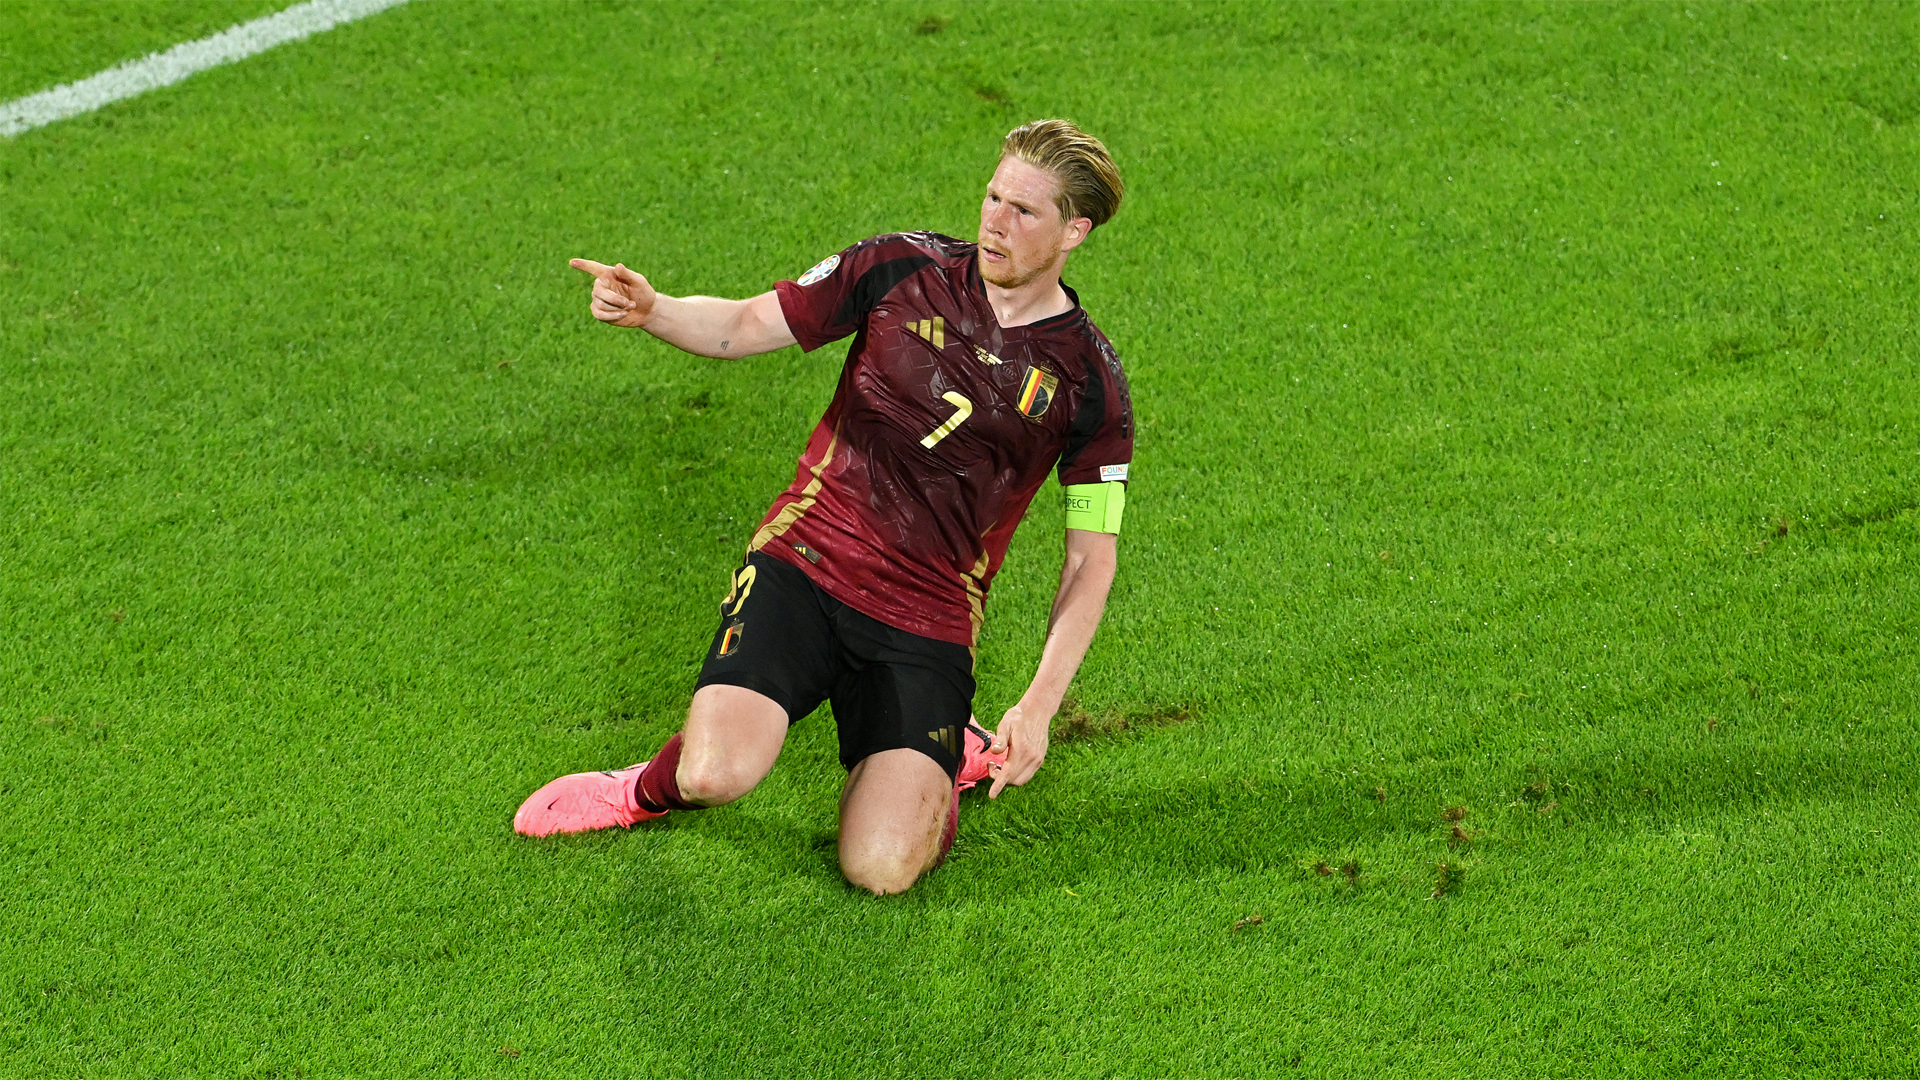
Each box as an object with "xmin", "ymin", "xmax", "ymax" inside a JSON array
[{"xmin": 978, "ymin": 157, "xmax": 1088, "ymax": 290}]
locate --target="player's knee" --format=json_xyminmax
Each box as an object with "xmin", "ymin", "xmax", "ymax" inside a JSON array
[
  {"xmin": 839, "ymin": 845, "xmax": 928, "ymax": 896},
  {"xmin": 676, "ymin": 757, "xmax": 757, "ymax": 806},
  {"xmin": 842, "ymin": 858, "xmax": 923, "ymax": 896}
]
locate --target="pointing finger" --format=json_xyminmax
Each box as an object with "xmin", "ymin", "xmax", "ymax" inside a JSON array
[{"xmin": 571, "ymin": 258, "xmax": 614, "ymax": 277}]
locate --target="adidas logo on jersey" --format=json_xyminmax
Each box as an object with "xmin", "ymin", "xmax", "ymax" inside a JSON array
[
  {"xmin": 907, "ymin": 317, "xmax": 1006, "ymax": 367},
  {"xmin": 906, "ymin": 317, "xmax": 945, "ymax": 349}
]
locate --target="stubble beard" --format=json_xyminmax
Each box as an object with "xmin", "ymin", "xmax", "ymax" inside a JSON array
[{"xmin": 977, "ymin": 249, "xmax": 1053, "ymax": 291}]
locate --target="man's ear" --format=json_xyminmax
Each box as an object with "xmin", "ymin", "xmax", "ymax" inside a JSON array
[{"xmin": 1059, "ymin": 216, "xmax": 1094, "ymax": 254}]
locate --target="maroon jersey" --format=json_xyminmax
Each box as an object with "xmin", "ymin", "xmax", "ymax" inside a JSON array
[{"xmin": 753, "ymin": 231, "xmax": 1134, "ymax": 647}]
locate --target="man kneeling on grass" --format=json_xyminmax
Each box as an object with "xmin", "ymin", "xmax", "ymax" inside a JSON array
[{"xmin": 515, "ymin": 119, "xmax": 1134, "ymax": 895}]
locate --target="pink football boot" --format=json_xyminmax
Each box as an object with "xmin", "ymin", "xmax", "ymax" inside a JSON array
[
  {"xmin": 955, "ymin": 718, "xmax": 1006, "ymax": 793},
  {"xmin": 513, "ymin": 761, "xmax": 665, "ymax": 837},
  {"xmin": 937, "ymin": 720, "xmax": 1006, "ymax": 866}
]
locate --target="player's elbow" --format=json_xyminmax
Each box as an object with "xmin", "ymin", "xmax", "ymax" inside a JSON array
[
  {"xmin": 1085, "ymin": 542, "xmax": 1118, "ymax": 583},
  {"xmin": 1062, "ymin": 533, "xmax": 1118, "ymax": 591},
  {"xmin": 734, "ymin": 292, "xmax": 797, "ymax": 357}
]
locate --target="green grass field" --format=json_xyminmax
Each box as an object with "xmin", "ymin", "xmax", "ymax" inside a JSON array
[{"xmin": 4, "ymin": 1, "xmax": 1918, "ymax": 1074}]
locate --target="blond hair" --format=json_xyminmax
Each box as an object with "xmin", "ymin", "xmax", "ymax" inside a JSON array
[{"xmin": 1000, "ymin": 119, "xmax": 1123, "ymax": 230}]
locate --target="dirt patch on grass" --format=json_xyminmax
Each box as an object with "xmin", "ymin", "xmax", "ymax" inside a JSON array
[
  {"xmin": 972, "ymin": 83, "xmax": 1013, "ymax": 107},
  {"xmin": 1050, "ymin": 699, "xmax": 1196, "ymax": 743}
]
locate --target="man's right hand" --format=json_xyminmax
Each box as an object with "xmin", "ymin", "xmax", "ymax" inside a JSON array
[{"xmin": 570, "ymin": 258, "xmax": 655, "ymax": 328}]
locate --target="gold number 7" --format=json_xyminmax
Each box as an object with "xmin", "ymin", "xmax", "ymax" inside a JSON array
[{"xmin": 920, "ymin": 391, "xmax": 974, "ymax": 448}]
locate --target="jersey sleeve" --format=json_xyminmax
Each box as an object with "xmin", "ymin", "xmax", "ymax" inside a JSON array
[
  {"xmin": 1056, "ymin": 332, "xmax": 1135, "ymax": 488},
  {"xmin": 774, "ymin": 234, "xmax": 937, "ymax": 353}
]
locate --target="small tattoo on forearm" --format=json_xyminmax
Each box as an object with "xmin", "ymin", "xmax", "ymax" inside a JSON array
[{"xmin": 720, "ymin": 339, "xmax": 730, "ymax": 352}]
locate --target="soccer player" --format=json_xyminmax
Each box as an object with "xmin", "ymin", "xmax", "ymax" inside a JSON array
[{"xmin": 515, "ymin": 119, "xmax": 1133, "ymax": 895}]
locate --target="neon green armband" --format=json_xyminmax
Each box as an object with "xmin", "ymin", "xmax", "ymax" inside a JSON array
[{"xmin": 1063, "ymin": 482, "xmax": 1126, "ymax": 534}]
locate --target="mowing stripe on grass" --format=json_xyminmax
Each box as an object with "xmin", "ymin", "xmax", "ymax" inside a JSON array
[{"xmin": 0, "ymin": 0, "xmax": 410, "ymax": 139}]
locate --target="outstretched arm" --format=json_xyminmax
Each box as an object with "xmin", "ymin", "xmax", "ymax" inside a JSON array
[
  {"xmin": 570, "ymin": 258, "xmax": 797, "ymax": 359},
  {"xmin": 988, "ymin": 528, "xmax": 1119, "ymax": 798}
]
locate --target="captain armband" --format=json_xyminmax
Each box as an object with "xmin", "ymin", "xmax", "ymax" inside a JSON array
[{"xmin": 1063, "ymin": 482, "xmax": 1127, "ymax": 534}]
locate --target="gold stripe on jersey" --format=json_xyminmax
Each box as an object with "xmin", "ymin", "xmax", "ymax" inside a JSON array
[
  {"xmin": 750, "ymin": 429, "xmax": 840, "ymax": 553},
  {"xmin": 961, "ymin": 547, "xmax": 991, "ymax": 655},
  {"xmin": 907, "ymin": 316, "xmax": 946, "ymax": 349}
]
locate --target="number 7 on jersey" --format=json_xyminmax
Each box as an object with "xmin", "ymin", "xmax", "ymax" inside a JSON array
[{"xmin": 920, "ymin": 391, "xmax": 973, "ymax": 448}]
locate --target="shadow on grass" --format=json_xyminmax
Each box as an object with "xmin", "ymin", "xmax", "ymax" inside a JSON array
[
  {"xmin": 948, "ymin": 731, "xmax": 1900, "ymax": 893},
  {"xmin": 541, "ymin": 700, "xmax": 1905, "ymax": 910}
]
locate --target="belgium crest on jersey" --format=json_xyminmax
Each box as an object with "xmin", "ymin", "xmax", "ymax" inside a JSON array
[{"xmin": 1015, "ymin": 365, "xmax": 1059, "ymax": 419}]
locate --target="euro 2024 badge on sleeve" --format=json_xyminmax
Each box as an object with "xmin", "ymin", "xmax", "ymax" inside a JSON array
[{"xmin": 797, "ymin": 253, "xmax": 840, "ymax": 287}]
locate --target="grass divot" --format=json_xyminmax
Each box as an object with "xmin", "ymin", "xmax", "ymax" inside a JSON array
[{"xmin": 1050, "ymin": 699, "xmax": 1195, "ymax": 744}]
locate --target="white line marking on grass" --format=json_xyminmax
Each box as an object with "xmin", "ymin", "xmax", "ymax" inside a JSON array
[{"xmin": 0, "ymin": 0, "xmax": 410, "ymax": 139}]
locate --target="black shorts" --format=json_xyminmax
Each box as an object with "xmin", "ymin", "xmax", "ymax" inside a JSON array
[{"xmin": 695, "ymin": 551, "xmax": 976, "ymax": 779}]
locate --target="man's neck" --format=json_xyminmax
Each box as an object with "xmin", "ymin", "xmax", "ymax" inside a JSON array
[{"xmin": 984, "ymin": 263, "xmax": 1072, "ymax": 328}]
